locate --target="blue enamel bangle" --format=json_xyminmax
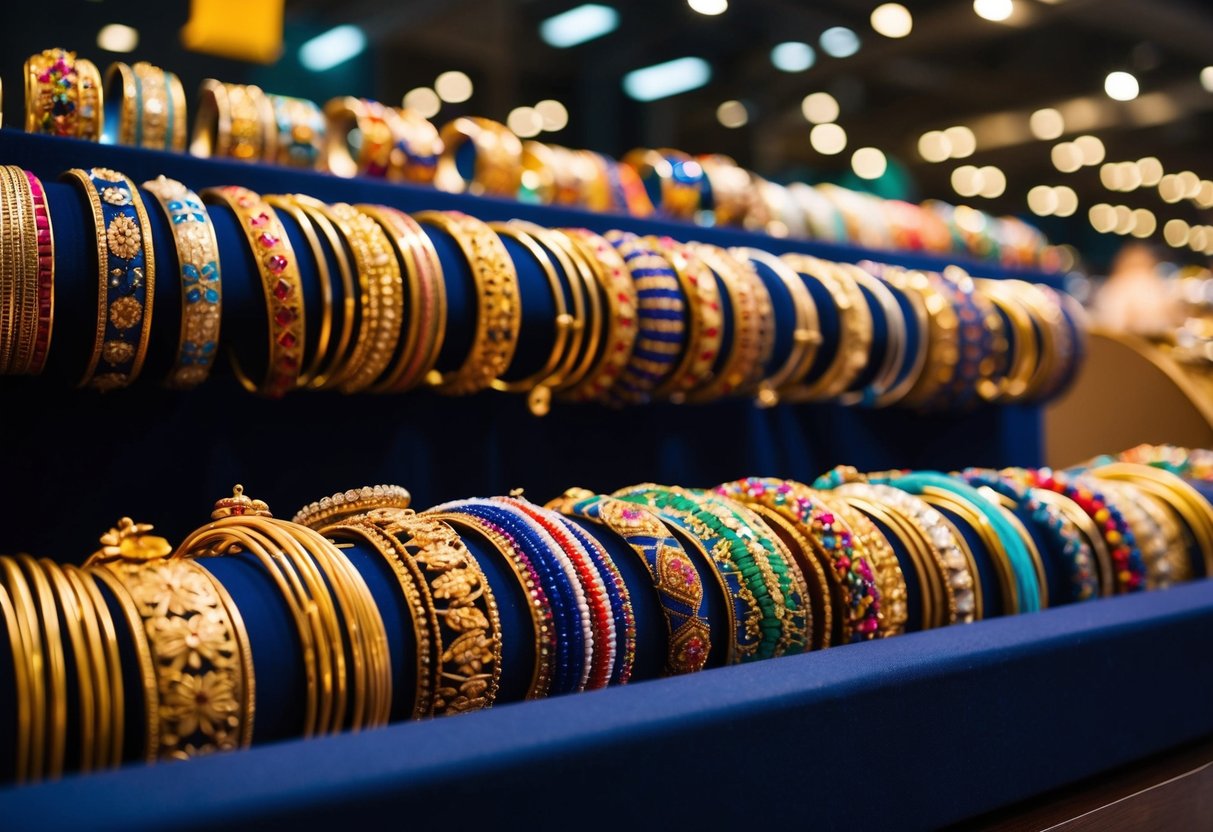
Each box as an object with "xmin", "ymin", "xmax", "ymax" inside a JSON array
[
  {"xmin": 436, "ymin": 501, "xmax": 587, "ymax": 696},
  {"xmin": 142, "ymin": 176, "xmax": 222, "ymax": 389},
  {"xmin": 64, "ymin": 167, "xmax": 155, "ymax": 391},
  {"xmin": 547, "ymin": 490, "xmax": 711, "ymax": 676},
  {"xmin": 604, "ymin": 231, "xmax": 686, "ymax": 405},
  {"xmin": 872, "ymin": 471, "xmax": 1042, "ymax": 612},
  {"xmin": 268, "ymin": 95, "xmax": 324, "ymax": 169}
]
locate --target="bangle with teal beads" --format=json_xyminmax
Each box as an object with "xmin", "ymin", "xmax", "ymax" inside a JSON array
[
  {"xmin": 548, "ymin": 490, "xmax": 711, "ymax": 675},
  {"xmin": 603, "ymin": 231, "xmax": 686, "ymax": 405},
  {"xmin": 960, "ymin": 468, "xmax": 1098, "ymax": 603},
  {"xmin": 871, "ymin": 470, "xmax": 1041, "ymax": 613}
]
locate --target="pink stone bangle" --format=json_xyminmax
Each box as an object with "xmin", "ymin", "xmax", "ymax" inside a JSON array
[{"xmin": 24, "ymin": 171, "xmax": 53, "ymax": 375}]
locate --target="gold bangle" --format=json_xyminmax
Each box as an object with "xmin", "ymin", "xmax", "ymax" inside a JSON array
[
  {"xmin": 8, "ymin": 167, "xmax": 40, "ymax": 376},
  {"xmin": 323, "ymin": 97, "xmax": 399, "ymax": 178},
  {"xmin": 1004, "ymin": 280, "xmax": 1065, "ymax": 402},
  {"xmin": 974, "ymin": 278, "xmax": 1040, "ymax": 402},
  {"xmin": 520, "ymin": 140, "xmax": 558, "ymax": 204},
  {"xmin": 416, "ymin": 211, "xmax": 521, "ymax": 395},
  {"xmin": 1137, "ymin": 488, "xmax": 1194, "ymax": 585},
  {"xmin": 645, "ymin": 238, "xmax": 723, "ymax": 401},
  {"xmin": 20, "ymin": 555, "xmax": 66, "ymax": 778},
  {"xmin": 1097, "ymin": 480, "xmax": 1173, "ymax": 590},
  {"xmin": 34, "ymin": 559, "xmax": 81, "ymax": 779},
  {"xmin": 558, "ymin": 228, "xmax": 637, "ymax": 403},
  {"xmin": 25, "ymin": 49, "xmax": 103, "ymax": 139},
  {"xmin": 143, "ymin": 176, "xmax": 223, "ymax": 389},
  {"xmin": 0, "ymin": 166, "xmax": 51, "ymax": 376},
  {"xmin": 868, "ymin": 266, "xmax": 930, "ymax": 407},
  {"xmin": 201, "ymin": 186, "xmax": 305, "ymax": 397},
  {"xmin": 266, "ymin": 94, "xmax": 324, "ymax": 169},
  {"xmin": 103, "ymin": 62, "xmax": 187, "ymax": 150},
  {"xmin": 359, "ymin": 206, "xmax": 447, "ymax": 393},
  {"xmin": 538, "ymin": 227, "xmax": 599, "ymax": 394},
  {"xmin": 63, "ymin": 166, "xmax": 156, "ymax": 391},
  {"xmin": 1033, "ymin": 487, "xmax": 1117, "ymax": 598},
  {"xmin": 918, "ymin": 487, "xmax": 1015, "ymax": 617},
  {"xmin": 0, "ymin": 573, "xmax": 31, "ymax": 781},
  {"xmin": 191, "ymin": 80, "xmax": 274, "ymax": 161},
  {"xmin": 897, "ymin": 270, "xmax": 962, "ymax": 409},
  {"xmin": 62, "ymin": 564, "xmax": 121, "ymax": 771},
  {"xmin": 390, "ymin": 107, "xmax": 442, "ymax": 185},
  {"xmin": 435, "ymin": 117, "xmax": 523, "ymax": 197},
  {"xmin": 839, "ymin": 263, "xmax": 908, "ymax": 406},
  {"xmin": 0, "ymin": 557, "xmax": 41, "ymax": 782},
  {"xmin": 780, "ymin": 254, "xmax": 872, "ymax": 401}
]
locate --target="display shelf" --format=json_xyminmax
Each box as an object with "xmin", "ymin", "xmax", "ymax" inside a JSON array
[{"xmin": 1, "ymin": 579, "xmax": 1209, "ymax": 831}]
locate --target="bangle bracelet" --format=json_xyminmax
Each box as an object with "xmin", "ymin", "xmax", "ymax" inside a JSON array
[
  {"xmin": 560, "ymin": 508, "xmax": 636, "ymax": 685},
  {"xmin": 604, "ymin": 231, "xmax": 686, "ymax": 405},
  {"xmin": 623, "ymin": 149, "xmax": 704, "ymax": 219},
  {"xmin": 0, "ymin": 578, "xmax": 28, "ymax": 780},
  {"xmin": 0, "ymin": 167, "xmax": 53, "ymax": 375},
  {"xmin": 733, "ymin": 249, "xmax": 821, "ymax": 406},
  {"xmin": 781, "ymin": 254, "xmax": 872, "ymax": 401},
  {"xmin": 40, "ymin": 560, "xmax": 92, "ymax": 775},
  {"xmin": 323, "ymin": 97, "xmax": 399, "ymax": 178},
  {"xmin": 61, "ymin": 564, "xmax": 123, "ymax": 771},
  {"xmin": 427, "ymin": 509, "xmax": 556, "ymax": 700},
  {"xmin": 898, "ymin": 270, "xmax": 962, "ymax": 409},
  {"xmin": 1097, "ymin": 480, "xmax": 1173, "ymax": 590},
  {"xmin": 690, "ymin": 243, "xmax": 775, "ymax": 401},
  {"xmin": 435, "ymin": 116, "xmax": 523, "ymax": 197},
  {"xmin": 839, "ymin": 263, "xmax": 908, "ymax": 406},
  {"xmin": 25, "ymin": 49, "xmax": 102, "ymax": 139},
  {"xmin": 745, "ymin": 503, "xmax": 832, "ymax": 650},
  {"xmin": 201, "ymin": 186, "xmax": 305, "ymax": 397},
  {"xmin": 1, "ymin": 556, "xmax": 50, "ymax": 780},
  {"xmin": 931, "ymin": 267, "xmax": 1008, "ymax": 410},
  {"xmin": 520, "ymin": 140, "xmax": 558, "ymax": 204},
  {"xmin": 358, "ymin": 205, "xmax": 447, "ymax": 393},
  {"xmin": 558, "ymin": 229, "xmax": 638, "ymax": 403},
  {"xmin": 102, "ymin": 62, "xmax": 187, "ymax": 150},
  {"xmin": 1134, "ymin": 485, "xmax": 1194, "ymax": 585},
  {"xmin": 863, "ymin": 264, "xmax": 930, "ymax": 408},
  {"xmin": 391, "ymin": 108, "xmax": 442, "ymax": 184},
  {"xmin": 415, "ymin": 211, "xmax": 521, "ymax": 395},
  {"xmin": 191, "ymin": 80, "xmax": 274, "ymax": 161},
  {"xmin": 64, "ymin": 166, "xmax": 156, "ymax": 391},
  {"xmin": 86, "ymin": 520, "xmax": 255, "ymax": 762},
  {"xmin": 646, "ymin": 237, "xmax": 723, "ymax": 401},
  {"xmin": 974, "ymin": 278, "xmax": 1039, "ymax": 402},
  {"xmin": 143, "ymin": 176, "xmax": 222, "ymax": 389},
  {"xmin": 267, "ymin": 94, "xmax": 324, "ymax": 168},
  {"xmin": 539, "ymin": 227, "xmax": 601, "ymax": 394},
  {"xmin": 16, "ymin": 556, "xmax": 67, "ymax": 779},
  {"xmin": 548, "ymin": 490, "xmax": 711, "ymax": 675}
]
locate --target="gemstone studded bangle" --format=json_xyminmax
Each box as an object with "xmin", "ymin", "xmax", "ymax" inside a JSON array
[
  {"xmin": 25, "ymin": 49, "xmax": 102, "ymax": 140},
  {"xmin": 64, "ymin": 166, "xmax": 155, "ymax": 391},
  {"xmin": 267, "ymin": 94, "xmax": 325, "ymax": 169}
]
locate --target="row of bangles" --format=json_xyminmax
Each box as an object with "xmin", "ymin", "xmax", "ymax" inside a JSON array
[
  {"xmin": 0, "ymin": 162, "xmax": 1083, "ymax": 409},
  {"xmin": 17, "ymin": 47, "xmax": 1053, "ymax": 269},
  {"xmin": 0, "ymin": 456, "xmax": 1208, "ymax": 782}
]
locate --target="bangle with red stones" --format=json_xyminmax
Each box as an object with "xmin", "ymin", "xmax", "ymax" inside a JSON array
[
  {"xmin": 547, "ymin": 490, "xmax": 710, "ymax": 676},
  {"xmin": 563, "ymin": 513, "xmax": 636, "ymax": 685},
  {"xmin": 24, "ymin": 171, "xmax": 54, "ymax": 375},
  {"xmin": 201, "ymin": 186, "xmax": 304, "ymax": 398},
  {"xmin": 498, "ymin": 495, "xmax": 617, "ymax": 690},
  {"xmin": 716, "ymin": 477, "xmax": 883, "ymax": 644},
  {"xmin": 1010, "ymin": 468, "xmax": 1146, "ymax": 594},
  {"xmin": 0, "ymin": 167, "xmax": 54, "ymax": 376}
]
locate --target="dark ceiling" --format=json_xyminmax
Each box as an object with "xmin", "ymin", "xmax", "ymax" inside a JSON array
[{"xmin": 3, "ymin": 0, "xmax": 1212, "ymax": 268}]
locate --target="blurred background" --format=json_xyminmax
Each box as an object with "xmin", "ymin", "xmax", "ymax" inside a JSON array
[{"xmin": 3, "ymin": 0, "xmax": 1213, "ymax": 275}]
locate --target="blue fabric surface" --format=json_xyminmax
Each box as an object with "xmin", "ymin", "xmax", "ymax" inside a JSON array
[{"xmin": 2, "ymin": 580, "xmax": 1209, "ymax": 831}]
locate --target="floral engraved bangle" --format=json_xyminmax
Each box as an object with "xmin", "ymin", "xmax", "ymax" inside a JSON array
[{"xmin": 64, "ymin": 166, "xmax": 155, "ymax": 391}]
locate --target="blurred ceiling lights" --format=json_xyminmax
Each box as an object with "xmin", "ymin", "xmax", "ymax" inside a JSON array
[
  {"xmin": 801, "ymin": 92, "xmax": 839, "ymax": 124},
  {"xmin": 851, "ymin": 147, "xmax": 887, "ymax": 179},
  {"xmin": 870, "ymin": 4, "xmax": 913, "ymax": 39},
  {"xmin": 97, "ymin": 23, "xmax": 139, "ymax": 53},
  {"xmin": 771, "ymin": 42, "xmax": 816, "ymax": 73},
  {"xmin": 688, "ymin": 0, "xmax": 728, "ymax": 15},
  {"xmin": 819, "ymin": 27, "xmax": 860, "ymax": 58},
  {"xmin": 434, "ymin": 71, "xmax": 473, "ymax": 103},
  {"xmin": 622, "ymin": 57, "xmax": 712, "ymax": 101},
  {"xmin": 539, "ymin": 4, "xmax": 619, "ymax": 48},
  {"xmin": 1028, "ymin": 108, "xmax": 1065, "ymax": 140},
  {"xmin": 403, "ymin": 87, "xmax": 441, "ymax": 119},
  {"xmin": 299, "ymin": 24, "xmax": 365, "ymax": 71},
  {"xmin": 973, "ymin": 0, "xmax": 1014, "ymax": 23},
  {"xmin": 1104, "ymin": 70, "xmax": 1140, "ymax": 101},
  {"xmin": 810, "ymin": 123, "xmax": 847, "ymax": 155},
  {"xmin": 717, "ymin": 99, "xmax": 748, "ymax": 128}
]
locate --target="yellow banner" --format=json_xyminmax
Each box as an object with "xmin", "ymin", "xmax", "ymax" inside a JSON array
[{"xmin": 180, "ymin": 0, "xmax": 285, "ymax": 64}]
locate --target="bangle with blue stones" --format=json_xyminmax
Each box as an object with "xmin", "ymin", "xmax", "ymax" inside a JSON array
[
  {"xmin": 102, "ymin": 62, "xmax": 186, "ymax": 151},
  {"xmin": 64, "ymin": 167, "xmax": 155, "ymax": 391},
  {"xmin": 267, "ymin": 95, "xmax": 324, "ymax": 169},
  {"xmin": 142, "ymin": 176, "xmax": 221, "ymax": 389},
  {"xmin": 603, "ymin": 231, "xmax": 685, "ymax": 405},
  {"xmin": 432, "ymin": 500, "xmax": 587, "ymax": 696},
  {"xmin": 960, "ymin": 468, "xmax": 1098, "ymax": 604},
  {"xmin": 547, "ymin": 489, "xmax": 711, "ymax": 676}
]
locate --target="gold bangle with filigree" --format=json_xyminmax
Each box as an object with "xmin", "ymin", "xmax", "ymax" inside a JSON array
[
  {"xmin": 416, "ymin": 211, "xmax": 521, "ymax": 394},
  {"xmin": 838, "ymin": 263, "xmax": 908, "ymax": 407},
  {"xmin": 103, "ymin": 62, "xmax": 187, "ymax": 150},
  {"xmin": 84, "ymin": 519, "xmax": 254, "ymax": 762},
  {"xmin": 0, "ymin": 166, "xmax": 50, "ymax": 376},
  {"xmin": 191, "ymin": 80, "xmax": 274, "ymax": 161},
  {"xmin": 435, "ymin": 116, "xmax": 523, "ymax": 197},
  {"xmin": 323, "ymin": 97, "xmax": 399, "ymax": 178}
]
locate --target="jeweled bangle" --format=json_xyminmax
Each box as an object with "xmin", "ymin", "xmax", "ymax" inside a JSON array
[
  {"xmin": 142, "ymin": 176, "xmax": 222, "ymax": 389},
  {"xmin": 359, "ymin": 205, "xmax": 447, "ymax": 393},
  {"xmin": 426, "ymin": 509, "xmax": 555, "ymax": 699},
  {"xmin": 201, "ymin": 186, "xmax": 304, "ymax": 397},
  {"xmin": 1097, "ymin": 480, "xmax": 1172, "ymax": 590},
  {"xmin": 415, "ymin": 210, "xmax": 521, "ymax": 395},
  {"xmin": 267, "ymin": 94, "xmax": 324, "ymax": 169},
  {"xmin": 732, "ymin": 249, "xmax": 821, "ymax": 406},
  {"xmin": 499, "ymin": 496, "xmax": 617, "ymax": 690},
  {"xmin": 645, "ymin": 237, "xmax": 723, "ymax": 401},
  {"xmin": 435, "ymin": 116, "xmax": 524, "ymax": 197},
  {"xmin": 102, "ymin": 62, "xmax": 187, "ymax": 150},
  {"xmin": 558, "ymin": 229, "xmax": 638, "ymax": 403},
  {"xmin": 391, "ymin": 108, "xmax": 442, "ymax": 185},
  {"xmin": 604, "ymin": 231, "xmax": 685, "ymax": 405},
  {"xmin": 1135, "ymin": 487, "xmax": 1194, "ymax": 585},
  {"xmin": 960, "ymin": 468, "xmax": 1098, "ymax": 604},
  {"xmin": 781, "ymin": 254, "xmax": 872, "ymax": 401},
  {"xmin": 25, "ymin": 49, "xmax": 102, "ymax": 139},
  {"xmin": 191, "ymin": 80, "xmax": 274, "ymax": 161},
  {"xmin": 839, "ymin": 263, "xmax": 908, "ymax": 406},
  {"xmin": 548, "ymin": 490, "xmax": 711, "ymax": 675},
  {"xmin": 699, "ymin": 155, "xmax": 752, "ymax": 227},
  {"xmin": 896, "ymin": 269, "xmax": 961, "ymax": 409},
  {"xmin": 931, "ymin": 267, "xmax": 1008, "ymax": 410},
  {"xmin": 622, "ymin": 148, "xmax": 703, "ymax": 220},
  {"xmin": 0, "ymin": 167, "xmax": 53, "ymax": 375},
  {"xmin": 64, "ymin": 166, "xmax": 156, "ymax": 391},
  {"xmin": 974, "ymin": 278, "xmax": 1039, "ymax": 402},
  {"xmin": 716, "ymin": 478, "xmax": 883, "ymax": 643},
  {"xmin": 685, "ymin": 243, "xmax": 772, "ymax": 402},
  {"xmin": 744, "ymin": 503, "xmax": 832, "ymax": 650},
  {"xmin": 323, "ymin": 97, "xmax": 398, "ymax": 178}
]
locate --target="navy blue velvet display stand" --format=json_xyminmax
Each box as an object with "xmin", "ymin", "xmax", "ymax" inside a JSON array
[{"xmin": 1, "ymin": 129, "xmax": 1210, "ymax": 830}]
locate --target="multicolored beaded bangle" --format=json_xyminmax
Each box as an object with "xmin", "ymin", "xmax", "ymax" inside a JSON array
[
  {"xmin": 416, "ymin": 211, "xmax": 521, "ymax": 395},
  {"xmin": 201, "ymin": 186, "xmax": 304, "ymax": 398},
  {"xmin": 558, "ymin": 229, "xmax": 638, "ymax": 404},
  {"xmin": 604, "ymin": 231, "xmax": 686, "ymax": 405},
  {"xmin": 268, "ymin": 94, "xmax": 324, "ymax": 169},
  {"xmin": 498, "ymin": 496, "xmax": 614, "ymax": 690},
  {"xmin": 64, "ymin": 166, "xmax": 156, "ymax": 391},
  {"xmin": 433, "ymin": 500, "xmax": 587, "ymax": 695},
  {"xmin": 645, "ymin": 237, "xmax": 723, "ymax": 401},
  {"xmin": 960, "ymin": 468, "xmax": 1098, "ymax": 604},
  {"xmin": 142, "ymin": 176, "xmax": 222, "ymax": 389},
  {"xmin": 562, "ymin": 514, "xmax": 636, "ymax": 685},
  {"xmin": 1012, "ymin": 468, "xmax": 1146, "ymax": 593},
  {"xmin": 1097, "ymin": 480, "xmax": 1173, "ymax": 591},
  {"xmin": 744, "ymin": 503, "xmax": 832, "ymax": 650},
  {"xmin": 716, "ymin": 478, "xmax": 883, "ymax": 643},
  {"xmin": 25, "ymin": 49, "xmax": 102, "ymax": 139},
  {"xmin": 815, "ymin": 492, "xmax": 909, "ymax": 636},
  {"xmin": 548, "ymin": 490, "xmax": 710, "ymax": 675}
]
